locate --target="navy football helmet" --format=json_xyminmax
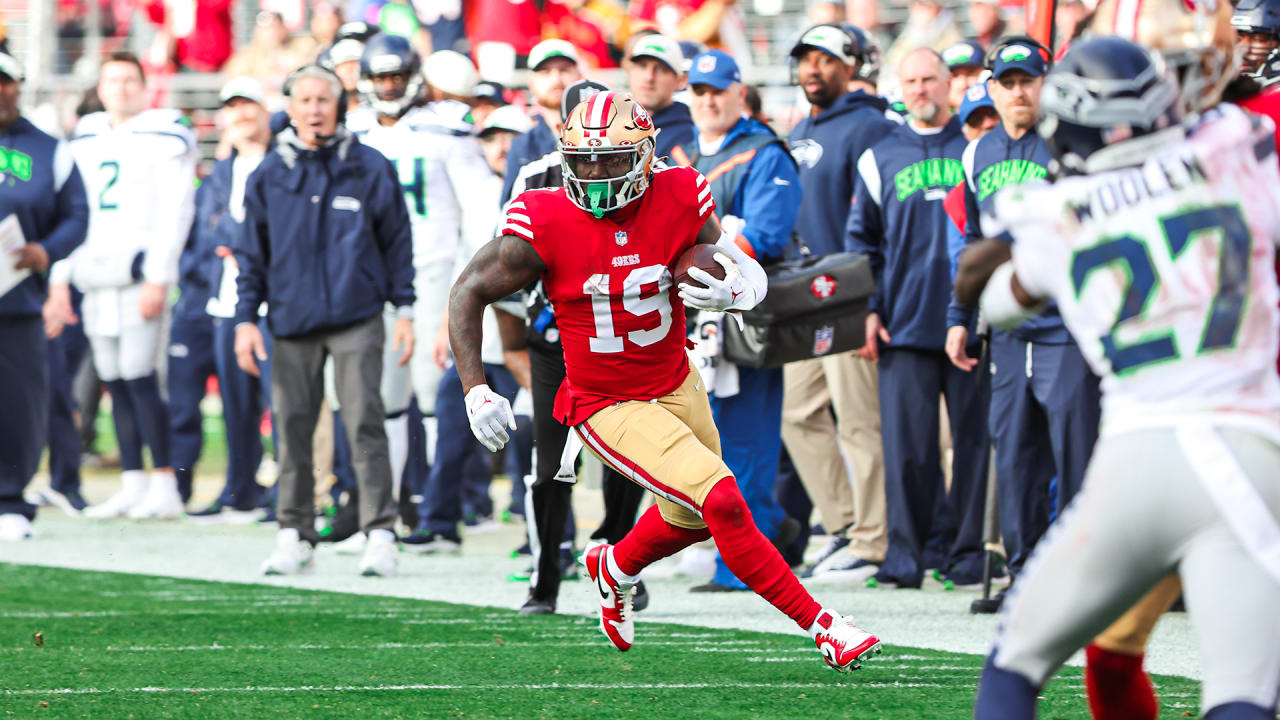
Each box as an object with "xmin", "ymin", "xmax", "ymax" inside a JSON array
[{"xmin": 358, "ymin": 34, "xmax": 426, "ymax": 118}]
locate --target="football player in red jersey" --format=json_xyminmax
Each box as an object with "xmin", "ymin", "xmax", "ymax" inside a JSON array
[{"xmin": 449, "ymin": 90, "xmax": 883, "ymax": 671}]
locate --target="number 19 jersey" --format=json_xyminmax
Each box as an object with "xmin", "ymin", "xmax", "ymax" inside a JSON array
[
  {"xmin": 503, "ymin": 165, "xmax": 714, "ymax": 426},
  {"xmin": 994, "ymin": 105, "xmax": 1280, "ymax": 434}
]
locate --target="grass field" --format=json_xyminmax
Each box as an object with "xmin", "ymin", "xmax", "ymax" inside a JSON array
[{"xmin": 0, "ymin": 563, "xmax": 1203, "ymax": 719}]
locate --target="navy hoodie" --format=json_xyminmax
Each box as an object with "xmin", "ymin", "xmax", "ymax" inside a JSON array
[
  {"xmin": 947, "ymin": 122, "xmax": 1069, "ymax": 343},
  {"xmin": 0, "ymin": 119, "xmax": 88, "ymax": 317},
  {"xmin": 652, "ymin": 101, "xmax": 695, "ymax": 161},
  {"xmin": 500, "ymin": 115, "xmax": 558, "ymax": 209},
  {"xmin": 846, "ymin": 116, "xmax": 968, "ymax": 352},
  {"xmin": 790, "ymin": 91, "xmax": 898, "ymax": 259}
]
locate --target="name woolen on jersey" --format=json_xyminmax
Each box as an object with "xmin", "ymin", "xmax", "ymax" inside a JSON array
[{"xmin": 1064, "ymin": 153, "xmax": 1206, "ymax": 223}]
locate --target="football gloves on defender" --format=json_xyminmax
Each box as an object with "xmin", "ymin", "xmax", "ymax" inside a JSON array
[
  {"xmin": 678, "ymin": 253, "xmax": 755, "ymax": 312},
  {"xmin": 465, "ymin": 384, "xmax": 517, "ymax": 452}
]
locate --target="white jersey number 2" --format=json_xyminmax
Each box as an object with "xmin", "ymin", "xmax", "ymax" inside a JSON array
[{"xmin": 583, "ymin": 264, "xmax": 673, "ymax": 354}]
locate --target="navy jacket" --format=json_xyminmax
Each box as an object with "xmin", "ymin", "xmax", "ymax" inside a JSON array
[
  {"xmin": 233, "ymin": 129, "xmax": 414, "ymax": 338},
  {"xmin": 0, "ymin": 118, "xmax": 88, "ymax": 317},
  {"xmin": 948, "ymin": 123, "xmax": 1069, "ymax": 343},
  {"xmin": 175, "ymin": 183, "xmax": 217, "ymax": 319},
  {"xmin": 790, "ymin": 91, "xmax": 897, "ymax": 258},
  {"xmin": 846, "ymin": 117, "xmax": 968, "ymax": 352},
  {"xmin": 500, "ymin": 115, "xmax": 558, "ymax": 209},
  {"xmin": 652, "ymin": 101, "xmax": 695, "ymax": 161}
]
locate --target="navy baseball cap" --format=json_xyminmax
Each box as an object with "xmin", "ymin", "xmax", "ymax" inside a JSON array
[
  {"xmin": 942, "ymin": 40, "xmax": 986, "ymax": 70},
  {"xmin": 990, "ymin": 40, "xmax": 1049, "ymax": 79},
  {"xmin": 688, "ymin": 50, "xmax": 741, "ymax": 90},
  {"xmin": 473, "ymin": 81, "xmax": 506, "ymax": 106},
  {"xmin": 957, "ymin": 82, "xmax": 995, "ymax": 125}
]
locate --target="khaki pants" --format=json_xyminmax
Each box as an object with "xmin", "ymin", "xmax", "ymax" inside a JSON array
[{"xmin": 781, "ymin": 353, "xmax": 887, "ymax": 562}]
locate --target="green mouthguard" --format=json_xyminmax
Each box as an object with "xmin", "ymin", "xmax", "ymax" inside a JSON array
[{"xmin": 586, "ymin": 183, "xmax": 609, "ymax": 219}]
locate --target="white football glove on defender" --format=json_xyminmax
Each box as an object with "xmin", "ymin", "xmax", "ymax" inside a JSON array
[{"xmin": 464, "ymin": 384, "xmax": 517, "ymax": 452}]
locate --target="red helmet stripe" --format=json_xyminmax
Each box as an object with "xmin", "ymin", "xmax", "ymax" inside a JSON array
[{"xmin": 587, "ymin": 91, "xmax": 615, "ymax": 128}]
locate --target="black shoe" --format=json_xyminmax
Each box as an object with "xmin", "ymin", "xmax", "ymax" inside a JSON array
[
  {"xmin": 59, "ymin": 489, "xmax": 88, "ymax": 512},
  {"xmin": 770, "ymin": 516, "xmax": 802, "ymax": 552},
  {"xmin": 867, "ymin": 569, "xmax": 922, "ymax": 590},
  {"xmin": 402, "ymin": 529, "xmax": 462, "ymax": 554},
  {"xmin": 689, "ymin": 581, "xmax": 747, "ymax": 593},
  {"xmin": 632, "ymin": 580, "xmax": 650, "ymax": 612},
  {"xmin": 187, "ymin": 501, "xmax": 226, "ymax": 518},
  {"xmin": 519, "ymin": 595, "xmax": 556, "ymax": 615}
]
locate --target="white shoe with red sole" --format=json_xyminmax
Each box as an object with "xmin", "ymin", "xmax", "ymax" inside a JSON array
[
  {"xmin": 581, "ymin": 543, "xmax": 635, "ymax": 651},
  {"xmin": 810, "ymin": 608, "xmax": 883, "ymax": 672}
]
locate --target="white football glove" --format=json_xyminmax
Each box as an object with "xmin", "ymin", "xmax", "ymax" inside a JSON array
[
  {"xmin": 678, "ymin": 253, "xmax": 754, "ymax": 312},
  {"xmin": 464, "ymin": 384, "xmax": 517, "ymax": 452}
]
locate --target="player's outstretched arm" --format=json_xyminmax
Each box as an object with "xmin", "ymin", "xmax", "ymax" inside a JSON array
[
  {"xmin": 954, "ymin": 238, "xmax": 1013, "ymax": 306},
  {"xmin": 448, "ymin": 234, "xmax": 546, "ymax": 393},
  {"xmin": 956, "ymin": 238, "xmax": 1046, "ymax": 328}
]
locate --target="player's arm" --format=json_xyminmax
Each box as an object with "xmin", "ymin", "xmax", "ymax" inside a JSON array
[
  {"xmin": 680, "ymin": 213, "xmax": 770, "ymax": 312},
  {"xmin": 449, "ymin": 234, "xmax": 545, "ymax": 451},
  {"xmin": 955, "ymin": 238, "xmax": 1045, "ymax": 327}
]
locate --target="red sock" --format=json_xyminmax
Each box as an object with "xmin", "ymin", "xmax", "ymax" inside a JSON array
[
  {"xmin": 1084, "ymin": 643, "xmax": 1158, "ymax": 720},
  {"xmin": 702, "ymin": 479, "xmax": 822, "ymax": 630},
  {"xmin": 612, "ymin": 504, "xmax": 710, "ymax": 577}
]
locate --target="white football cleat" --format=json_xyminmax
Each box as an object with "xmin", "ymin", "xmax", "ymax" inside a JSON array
[
  {"xmin": 332, "ymin": 532, "xmax": 367, "ymax": 556},
  {"xmin": 0, "ymin": 514, "xmax": 33, "ymax": 541},
  {"xmin": 262, "ymin": 528, "xmax": 315, "ymax": 575},
  {"xmin": 357, "ymin": 529, "xmax": 398, "ymax": 577},
  {"xmin": 581, "ymin": 543, "xmax": 635, "ymax": 651},
  {"xmin": 809, "ymin": 608, "xmax": 883, "ymax": 672},
  {"xmin": 84, "ymin": 471, "xmax": 149, "ymax": 519},
  {"xmin": 127, "ymin": 473, "xmax": 184, "ymax": 520}
]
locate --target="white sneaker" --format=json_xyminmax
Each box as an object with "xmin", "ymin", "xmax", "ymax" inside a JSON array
[
  {"xmin": 332, "ymin": 532, "xmax": 367, "ymax": 555},
  {"xmin": 0, "ymin": 514, "xmax": 33, "ymax": 541},
  {"xmin": 674, "ymin": 546, "xmax": 717, "ymax": 580},
  {"xmin": 262, "ymin": 528, "xmax": 315, "ymax": 575},
  {"xmin": 84, "ymin": 471, "xmax": 148, "ymax": 519},
  {"xmin": 24, "ymin": 485, "xmax": 82, "ymax": 517},
  {"xmin": 357, "ymin": 529, "xmax": 398, "ymax": 577},
  {"xmin": 127, "ymin": 473, "xmax": 184, "ymax": 520}
]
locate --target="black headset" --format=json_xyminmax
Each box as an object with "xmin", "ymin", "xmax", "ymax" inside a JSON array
[
  {"xmin": 984, "ymin": 34, "xmax": 1054, "ymax": 73},
  {"xmin": 283, "ymin": 63, "xmax": 350, "ymax": 126}
]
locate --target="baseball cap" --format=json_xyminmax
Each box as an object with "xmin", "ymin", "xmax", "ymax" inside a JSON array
[
  {"xmin": 957, "ymin": 81, "xmax": 995, "ymax": 125},
  {"xmin": 990, "ymin": 39, "xmax": 1049, "ymax": 78},
  {"xmin": 688, "ymin": 50, "xmax": 741, "ymax": 90},
  {"xmin": 560, "ymin": 79, "xmax": 610, "ymax": 122},
  {"xmin": 473, "ymin": 81, "xmax": 506, "ymax": 106},
  {"xmin": 942, "ymin": 40, "xmax": 986, "ymax": 70},
  {"xmin": 424, "ymin": 50, "xmax": 479, "ymax": 97},
  {"xmin": 0, "ymin": 53, "xmax": 23, "ymax": 83},
  {"xmin": 529, "ymin": 39, "xmax": 580, "ymax": 72},
  {"xmin": 219, "ymin": 76, "xmax": 266, "ymax": 106},
  {"xmin": 329, "ymin": 37, "xmax": 366, "ymax": 66},
  {"xmin": 480, "ymin": 104, "xmax": 534, "ymax": 137},
  {"xmin": 630, "ymin": 33, "xmax": 684, "ymax": 74},
  {"xmin": 789, "ymin": 24, "xmax": 858, "ymax": 67}
]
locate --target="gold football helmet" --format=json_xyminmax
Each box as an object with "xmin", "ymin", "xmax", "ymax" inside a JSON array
[
  {"xmin": 1089, "ymin": 0, "xmax": 1236, "ymax": 114},
  {"xmin": 559, "ymin": 91, "xmax": 658, "ymax": 218}
]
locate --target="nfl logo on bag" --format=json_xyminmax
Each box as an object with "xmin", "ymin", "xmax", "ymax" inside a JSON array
[
  {"xmin": 615, "ymin": 231, "xmax": 628, "ymax": 246},
  {"xmin": 813, "ymin": 326, "xmax": 834, "ymax": 356}
]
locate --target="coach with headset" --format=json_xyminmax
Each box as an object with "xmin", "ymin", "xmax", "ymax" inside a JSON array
[
  {"xmin": 945, "ymin": 37, "xmax": 1102, "ymax": 589},
  {"xmin": 232, "ymin": 64, "xmax": 415, "ymax": 576}
]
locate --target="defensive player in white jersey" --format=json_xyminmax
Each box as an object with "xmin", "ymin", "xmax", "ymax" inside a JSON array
[
  {"xmin": 343, "ymin": 34, "xmax": 493, "ymax": 539},
  {"xmin": 957, "ymin": 37, "xmax": 1280, "ymax": 720},
  {"xmin": 52, "ymin": 52, "xmax": 198, "ymax": 521}
]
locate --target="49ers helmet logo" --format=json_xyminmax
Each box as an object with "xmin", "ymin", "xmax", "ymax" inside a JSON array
[
  {"xmin": 810, "ymin": 274, "xmax": 838, "ymax": 299},
  {"xmin": 632, "ymin": 103, "xmax": 653, "ymax": 130}
]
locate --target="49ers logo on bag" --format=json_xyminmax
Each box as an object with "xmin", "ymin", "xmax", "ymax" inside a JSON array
[
  {"xmin": 632, "ymin": 103, "xmax": 653, "ymax": 130},
  {"xmin": 810, "ymin": 274, "xmax": 838, "ymax": 299}
]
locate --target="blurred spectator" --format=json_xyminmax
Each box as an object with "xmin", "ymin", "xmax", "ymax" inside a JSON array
[
  {"xmin": 626, "ymin": 33, "xmax": 693, "ymax": 157},
  {"xmin": 941, "ymin": 40, "xmax": 985, "ymax": 109},
  {"xmin": 1053, "ymin": 0, "xmax": 1087, "ymax": 52},
  {"xmin": 683, "ymin": 50, "xmax": 802, "ymax": 591},
  {"xmin": 883, "ymin": 0, "xmax": 964, "ymax": 86},
  {"xmin": 468, "ymin": 0, "xmax": 544, "ymax": 80},
  {"xmin": 234, "ymin": 65, "xmax": 414, "ymax": 577},
  {"xmin": 471, "ymin": 81, "xmax": 507, "ymax": 127},
  {"xmin": 968, "ymin": 0, "xmax": 1007, "ymax": 50},
  {"xmin": 223, "ymin": 11, "xmax": 308, "ymax": 93},
  {"xmin": 499, "ymin": 40, "xmax": 584, "ymax": 208},
  {"xmin": 320, "ymin": 34, "xmax": 371, "ymax": 111},
  {"xmin": 289, "ymin": 1, "xmax": 345, "ymax": 62},
  {"xmin": 629, "ymin": 0, "xmax": 754, "ymax": 72},
  {"xmin": 423, "ymin": 49, "xmax": 480, "ymax": 102},
  {"xmin": 847, "ymin": 0, "xmax": 893, "ymax": 54},
  {"xmin": 546, "ymin": 0, "xmax": 631, "ymax": 68},
  {"xmin": 807, "ymin": 0, "xmax": 843, "ymax": 25},
  {"xmin": 142, "ymin": 0, "xmax": 234, "ymax": 73},
  {"xmin": 416, "ymin": 0, "xmax": 469, "ymax": 54}
]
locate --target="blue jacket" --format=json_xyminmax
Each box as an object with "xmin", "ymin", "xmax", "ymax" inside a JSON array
[
  {"xmin": 846, "ymin": 117, "xmax": 968, "ymax": 352},
  {"xmin": 684, "ymin": 117, "xmax": 801, "ymax": 261},
  {"xmin": 652, "ymin": 101, "xmax": 695, "ymax": 161},
  {"xmin": 0, "ymin": 118, "xmax": 88, "ymax": 317},
  {"xmin": 175, "ymin": 181, "xmax": 217, "ymax": 319},
  {"xmin": 233, "ymin": 129, "xmax": 415, "ymax": 338},
  {"xmin": 790, "ymin": 91, "xmax": 897, "ymax": 259},
  {"xmin": 947, "ymin": 123, "xmax": 1069, "ymax": 343},
  {"xmin": 500, "ymin": 115, "xmax": 558, "ymax": 209}
]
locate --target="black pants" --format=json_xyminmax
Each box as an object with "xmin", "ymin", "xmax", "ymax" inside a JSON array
[{"xmin": 0, "ymin": 317, "xmax": 48, "ymax": 520}]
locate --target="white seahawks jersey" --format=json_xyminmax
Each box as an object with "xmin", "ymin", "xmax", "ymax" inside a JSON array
[
  {"xmin": 348, "ymin": 101, "xmax": 494, "ymax": 268},
  {"xmin": 60, "ymin": 109, "xmax": 198, "ymax": 287},
  {"xmin": 994, "ymin": 104, "xmax": 1280, "ymax": 434}
]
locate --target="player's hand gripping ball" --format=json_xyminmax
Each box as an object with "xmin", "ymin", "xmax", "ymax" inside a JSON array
[{"xmin": 674, "ymin": 244, "xmax": 748, "ymax": 312}]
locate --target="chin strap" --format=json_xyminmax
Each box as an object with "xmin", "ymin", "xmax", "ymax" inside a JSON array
[{"xmin": 586, "ymin": 183, "xmax": 609, "ymax": 219}]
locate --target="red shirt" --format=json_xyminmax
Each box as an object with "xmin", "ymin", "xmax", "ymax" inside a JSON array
[
  {"xmin": 143, "ymin": 0, "xmax": 233, "ymax": 72},
  {"xmin": 503, "ymin": 165, "xmax": 714, "ymax": 425},
  {"xmin": 468, "ymin": 0, "xmax": 544, "ymax": 56}
]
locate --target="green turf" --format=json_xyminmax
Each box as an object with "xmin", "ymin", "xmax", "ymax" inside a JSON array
[{"xmin": 0, "ymin": 564, "xmax": 1200, "ymax": 719}]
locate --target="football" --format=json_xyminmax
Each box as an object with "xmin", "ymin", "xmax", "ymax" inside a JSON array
[{"xmin": 672, "ymin": 244, "xmax": 728, "ymax": 289}]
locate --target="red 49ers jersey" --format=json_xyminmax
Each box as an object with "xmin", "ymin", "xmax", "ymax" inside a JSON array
[{"xmin": 502, "ymin": 165, "xmax": 715, "ymax": 425}]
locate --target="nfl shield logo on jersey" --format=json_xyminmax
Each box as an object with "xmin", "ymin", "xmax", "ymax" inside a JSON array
[
  {"xmin": 813, "ymin": 326, "xmax": 834, "ymax": 356},
  {"xmin": 615, "ymin": 231, "xmax": 628, "ymax": 246}
]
